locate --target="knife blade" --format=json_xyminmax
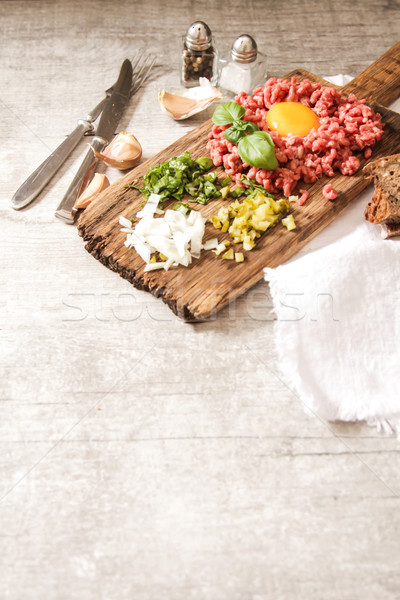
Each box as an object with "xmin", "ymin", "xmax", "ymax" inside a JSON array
[{"xmin": 55, "ymin": 58, "xmax": 133, "ymax": 224}]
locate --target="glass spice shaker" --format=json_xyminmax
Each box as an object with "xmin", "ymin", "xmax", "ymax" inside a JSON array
[
  {"xmin": 181, "ymin": 21, "xmax": 218, "ymax": 88},
  {"xmin": 218, "ymin": 34, "xmax": 267, "ymax": 96}
]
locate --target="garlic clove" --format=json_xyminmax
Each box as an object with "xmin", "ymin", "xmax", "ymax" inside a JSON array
[
  {"xmin": 158, "ymin": 78, "xmax": 223, "ymax": 120},
  {"xmin": 158, "ymin": 91, "xmax": 207, "ymax": 120},
  {"xmin": 73, "ymin": 173, "xmax": 110, "ymax": 211},
  {"xmin": 93, "ymin": 131, "xmax": 142, "ymax": 170}
]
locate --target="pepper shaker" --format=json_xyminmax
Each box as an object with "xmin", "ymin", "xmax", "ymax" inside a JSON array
[
  {"xmin": 218, "ymin": 34, "xmax": 267, "ymax": 96},
  {"xmin": 181, "ymin": 21, "xmax": 218, "ymax": 88}
]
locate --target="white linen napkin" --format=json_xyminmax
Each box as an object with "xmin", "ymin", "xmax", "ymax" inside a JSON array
[{"xmin": 264, "ymin": 84, "xmax": 400, "ymax": 433}]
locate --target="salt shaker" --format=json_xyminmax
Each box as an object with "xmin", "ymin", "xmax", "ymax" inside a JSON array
[
  {"xmin": 181, "ymin": 21, "xmax": 218, "ymax": 88},
  {"xmin": 218, "ymin": 34, "xmax": 267, "ymax": 96}
]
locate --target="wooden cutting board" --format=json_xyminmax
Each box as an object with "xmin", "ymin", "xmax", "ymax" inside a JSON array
[{"xmin": 78, "ymin": 42, "xmax": 400, "ymax": 321}]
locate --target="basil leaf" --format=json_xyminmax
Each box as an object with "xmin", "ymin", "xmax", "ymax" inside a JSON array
[
  {"xmin": 223, "ymin": 126, "xmax": 246, "ymax": 145},
  {"xmin": 238, "ymin": 131, "xmax": 278, "ymax": 170},
  {"xmin": 223, "ymin": 120, "xmax": 260, "ymax": 144},
  {"xmin": 212, "ymin": 102, "xmax": 246, "ymax": 125},
  {"xmin": 243, "ymin": 122, "xmax": 259, "ymax": 133}
]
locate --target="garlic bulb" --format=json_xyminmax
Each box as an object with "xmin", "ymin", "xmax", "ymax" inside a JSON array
[
  {"xmin": 73, "ymin": 173, "xmax": 110, "ymax": 210},
  {"xmin": 158, "ymin": 77, "xmax": 223, "ymax": 121},
  {"xmin": 93, "ymin": 131, "xmax": 142, "ymax": 170}
]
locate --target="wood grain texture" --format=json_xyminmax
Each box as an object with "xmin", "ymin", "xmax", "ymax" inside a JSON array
[
  {"xmin": 78, "ymin": 44, "xmax": 400, "ymax": 320},
  {"xmin": 2, "ymin": 2, "xmax": 400, "ymax": 600}
]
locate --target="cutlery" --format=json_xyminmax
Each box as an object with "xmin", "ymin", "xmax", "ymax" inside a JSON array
[
  {"xmin": 54, "ymin": 58, "xmax": 133, "ymax": 224},
  {"xmin": 11, "ymin": 51, "xmax": 154, "ymax": 211}
]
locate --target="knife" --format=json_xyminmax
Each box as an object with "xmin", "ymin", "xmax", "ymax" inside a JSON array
[
  {"xmin": 11, "ymin": 81, "xmax": 115, "ymax": 211},
  {"xmin": 55, "ymin": 58, "xmax": 133, "ymax": 224}
]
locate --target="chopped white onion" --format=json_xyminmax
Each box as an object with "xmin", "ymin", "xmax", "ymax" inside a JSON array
[
  {"xmin": 121, "ymin": 207, "xmax": 214, "ymax": 269},
  {"xmin": 189, "ymin": 211, "xmax": 205, "ymax": 257},
  {"xmin": 133, "ymin": 242, "xmax": 151, "ymax": 264},
  {"xmin": 136, "ymin": 193, "xmax": 162, "ymax": 219},
  {"xmin": 202, "ymin": 237, "xmax": 219, "ymax": 250},
  {"xmin": 144, "ymin": 262, "xmax": 166, "ymax": 272},
  {"xmin": 164, "ymin": 258, "xmax": 174, "ymax": 271},
  {"xmin": 187, "ymin": 210, "xmax": 197, "ymax": 225},
  {"xmin": 119, "ymin": 215, "xmax": 133, "ymax": 229}
]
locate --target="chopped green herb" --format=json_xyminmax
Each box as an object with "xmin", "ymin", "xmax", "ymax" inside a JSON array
[
  {"xmin": 172, "ymin": 202, "xmax": 191, "ymax": 215},
  {"xmin": 204, "ymin": 171, "xmax": 218, "ymax": 183},
  {"xmin": 125, "ymin": 151, "xmax": 222, "ymax": 206},
  {"xmin": 125, "ymin": 184, "xmax": 142, "ymax": 193},
  {"xmin": 230, "ymin": 188, "xmax": 246, "ymax": 198},
  {"xmin": 195, "ymin": 156, "xmax": 213, "ymax": 170},
  {"xmin": 239, "ymin": 175, "xmax": 275, "ymax": 199}
]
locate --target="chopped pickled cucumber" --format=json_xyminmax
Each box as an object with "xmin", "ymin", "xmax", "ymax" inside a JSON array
[
  {"xmin": 243, "ymin": 237, "xmax": 255, "ymax": 251},
  {"xmin": 222, "ymin": 248, "xmax": 234, "ymax": 260},
  {"xmin": 220, "ymin": 186, "xmax": 230, "ymax": 200},
  {"xmin": 210, "ymin": 191, "xmax": 290, "ymax": 253},
  {"xmin": 214, "ymin": 240, "xmax": 230, "ymax": 256},
  {"xmin": 210, "ymin": 215, "xmax": 222, "ymax": 229},
  {"xmin": 282, "ymin": 214, "xmax": 296, "ymax": 231},
  {"xmin": 220, "ymin": 219, "xmax": 230, "ymax": 233}
]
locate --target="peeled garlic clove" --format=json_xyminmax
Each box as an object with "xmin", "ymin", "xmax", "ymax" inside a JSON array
[
  {"xmin": 73, "ymin": 173, "xmax": 110, "ymax": 210},
  {"xmin": 158, "ymin": 78, "xmax": 223, "ymax": 120},
  {"xmin": 93, "ymin": 131, "xmax": 142, "ymax": 170}
]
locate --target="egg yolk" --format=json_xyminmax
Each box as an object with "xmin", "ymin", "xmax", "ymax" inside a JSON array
[{"xmin": 266, "ymin": 102, "xmax": 320, "ymax": 137}]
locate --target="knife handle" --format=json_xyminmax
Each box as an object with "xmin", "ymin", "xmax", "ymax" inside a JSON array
[
  {"xmin": 54, "ymin": 136, "xmax": 106, "ymax": 224},
  {"xmin": 11, "ymin": 120, "xmax": 94, "ymax": 210}
]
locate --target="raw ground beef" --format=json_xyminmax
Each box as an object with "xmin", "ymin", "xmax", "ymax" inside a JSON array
[
  {"xmin": 207, "ymin": 77, "xmax": 384, "ymax": 198},
  {"xmin": 322, "ymin": 183, "xmax": 338, "ymax": 201}
]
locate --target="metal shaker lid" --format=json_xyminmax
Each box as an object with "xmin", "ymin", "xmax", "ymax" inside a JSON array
[
  {"xmin": 231, "ymin": 34, "xmax": 258, "ymax": 63},
  {"xmin": 185, "ymin": 21, "xmax": 213, "ymax": 51}
]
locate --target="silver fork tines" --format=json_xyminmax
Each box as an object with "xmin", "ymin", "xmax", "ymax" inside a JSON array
[
  {"xmin": 104, "ymin": 51, "xmax": 155, "ymax": 101},
  {"xmin": 130, "ymin": 51, "xmax": 156, "ymax": 96}
]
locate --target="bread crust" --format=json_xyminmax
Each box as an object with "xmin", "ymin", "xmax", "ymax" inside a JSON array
[
  {"xmin": 363, "ymin": 154, "xmax": 400, "ymax": 200},
  {"xmin": 380, "ymin": 222, "xmax": 400, "ymax": 239},
  {"xmin": 363, "ymin": 153, "xmax": 400, "ymax": 230},
  {"xmin": 363, "ymin": 153, "xmax": 400, "ymax": 177},
  {"xmin": 364, "ymin": 186, "xmax": 400, "ymax": 224}
]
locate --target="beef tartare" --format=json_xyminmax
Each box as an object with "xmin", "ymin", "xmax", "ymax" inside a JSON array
[{"xmin": 207, "ymin": 77, "xmax": 384, "ymax": 197}]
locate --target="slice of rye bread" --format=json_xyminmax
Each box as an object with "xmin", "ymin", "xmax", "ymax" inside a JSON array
[
  {"xmin": 363, "ymin": 153, "xmax": 400, "ymax": 198},
  {"xmin": 363, "ymin": 154, "xmax": 400, "ymax": 224},
  {"xmin": 364, "ymin": 186, "xmax": 400, "ymax": 224},
  {"xmin": 380, "ymin": 222, "xmax": 400, "ymax": 239}
]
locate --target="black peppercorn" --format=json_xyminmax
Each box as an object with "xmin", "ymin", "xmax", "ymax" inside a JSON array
[{"xmin": 180, "ymin": 21, "xmax": 217, "ymax": 88}]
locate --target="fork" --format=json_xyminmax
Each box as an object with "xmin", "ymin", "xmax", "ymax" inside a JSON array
[
  {"xmin": 91, "ymin": 50, "xmax": 156, "ymax": 132},
  {"xmin": 11, "ymin": 51, "xmax": 155, "ymax": 210}
]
